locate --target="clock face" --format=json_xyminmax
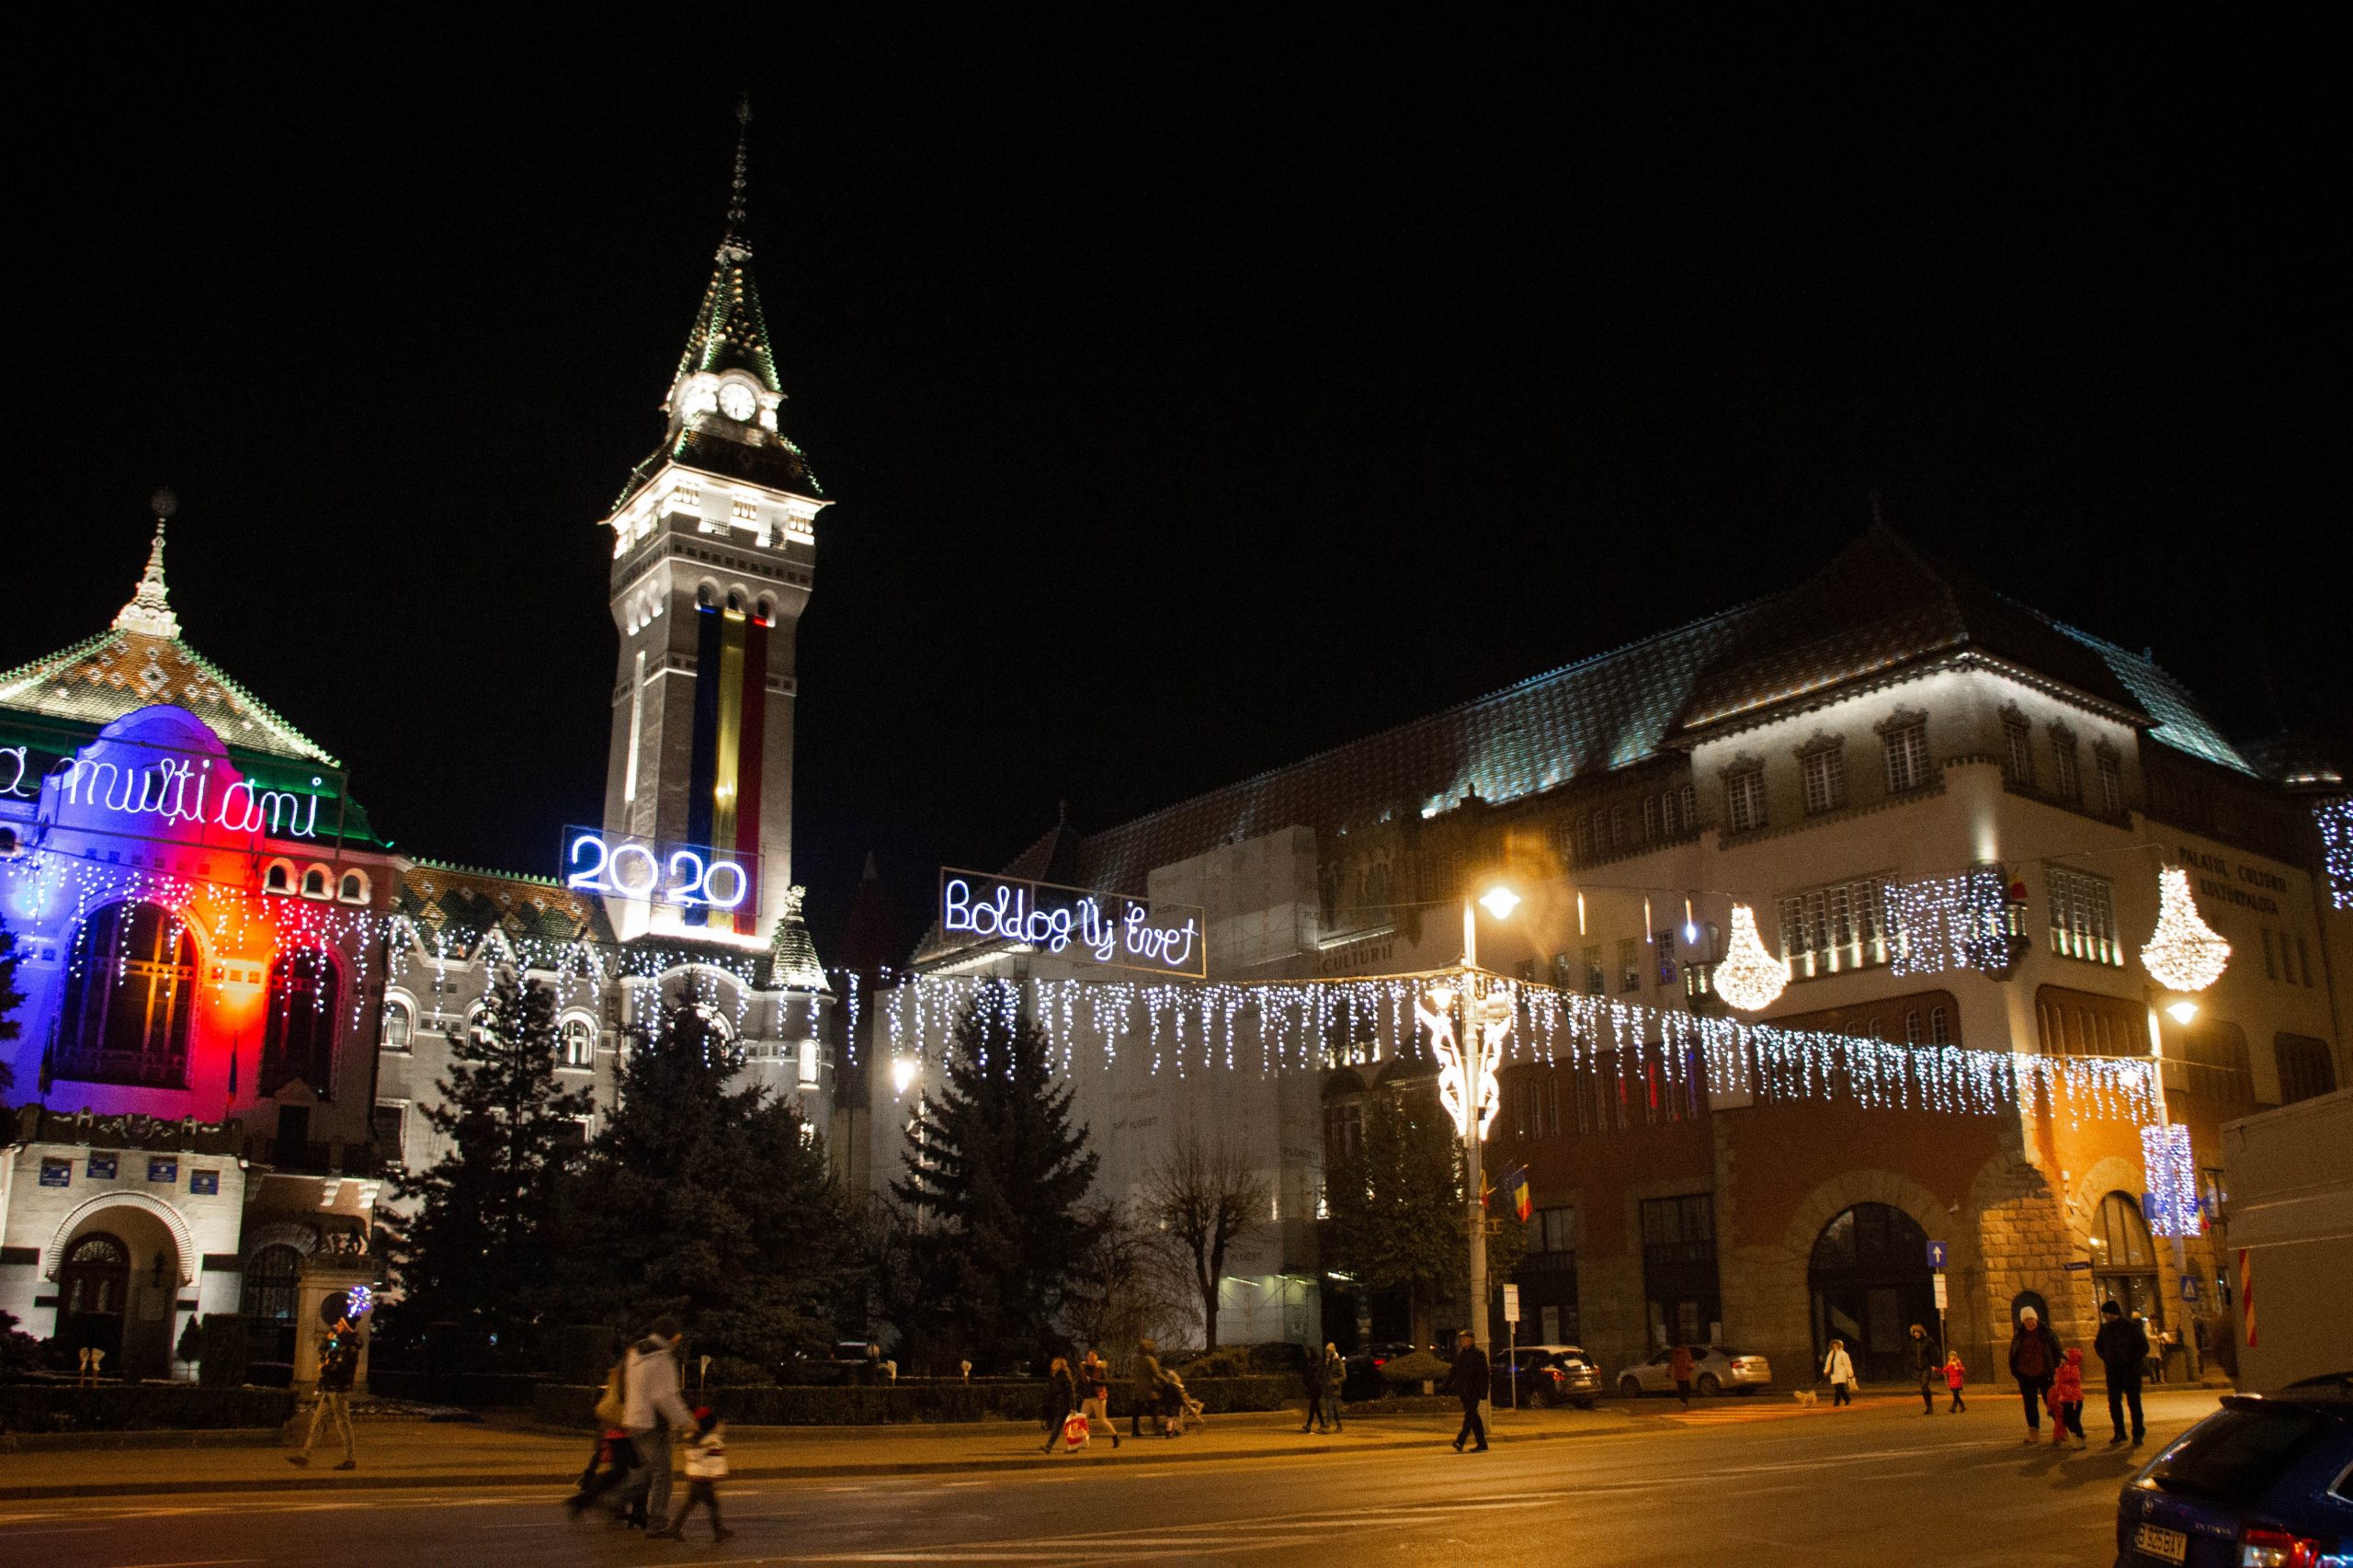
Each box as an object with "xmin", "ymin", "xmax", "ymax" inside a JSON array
[{"xmin": 719, "ymin": 383, "xmax": 757, "ymax": 421}]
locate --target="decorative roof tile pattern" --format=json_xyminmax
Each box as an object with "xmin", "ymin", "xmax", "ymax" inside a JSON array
[
  {"xmin": 397, "ymin": 860, "xmax": 618, "ymax": 958},
  {"xmin": 0, "ymin": 628, "xmax": 338, "ymax": 765},
  {"xmin": 674, "ymin": 241, "xmax": 781, "ymax": 394},
  {"xmin": 1069, "ymin": 605, "xmax": 1770, "ymax": 895},
  {"xmin": 2050, "ymin": 623, "xmax": 2255, "ymax": 777}
]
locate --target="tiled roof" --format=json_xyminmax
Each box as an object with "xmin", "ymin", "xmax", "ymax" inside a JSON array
[
  {"xmin": 1067, "ymin": 605, "xmax": 1770, "ymax": 895},
  {"xmin": 397, "ymin": 859, "xmax": 618, "ymax": 957},
  {"xmin": 675, "ymin": 240, "xmax": 781, "ymax": 394},
  {"xmin": 0, "ymin": 628, "xmax": 339, "ymax": 765},
  {"xmin": 1675, "ymin": 526, "xmax": 2144, "ymax": 736},
  {"xmin": 2050, "ymin": 623, "xmax": 2255, "ymax": 777},
  {"xmin": 616, "ymin": 426, "xmax": 823, "ymax": 508}
]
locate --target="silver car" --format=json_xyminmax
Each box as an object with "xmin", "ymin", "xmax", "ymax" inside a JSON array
[{"xmin": 1614, "ymin": 1344, "xmax": 1773, "ymax": 1398}]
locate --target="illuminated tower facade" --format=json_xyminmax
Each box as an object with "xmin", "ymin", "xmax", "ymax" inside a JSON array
[{"xmin": 597, "ymin": 104, "xmax": 829, "ymax": 947}]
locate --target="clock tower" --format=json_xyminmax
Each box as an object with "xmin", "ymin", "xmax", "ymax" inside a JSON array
[{"xmin": 598, "ymin": 102, "xmax": 829, "ymax": 947}]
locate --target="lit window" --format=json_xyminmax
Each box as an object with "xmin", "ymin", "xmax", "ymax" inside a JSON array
[
  {"xmin": 60, "ymin": 903, "xmax": 197, "ymax": 1087},
  {"xmin": 1884, "ymin": 722, "xmax": 1932, "ymax": 793},
  {"xmin": 1619, "ymin": 938, "xmax": 1641, "ymax": 994},
  {"xmin": 1904, "ymin": 1010, "xmax": 1922, "ymax": 1045},
  {"xmin": 2046, "ymin": 866, "xmax": 2120, "ymax": 966},
  {"xmin": 561, "ymin": 1018, "xmax": 597, "ymax": 1069},
  {"xmin": 381, "ymin": 999, "xmax": 414, "ymax": 1052},
  {"xmin": 1801, "ymin": 746, "xmax": 1847, "ymax": 816},
  {"xmin": 1583, "ymin": 944, "xmax": 1605, "ymax": 995},
  {"xmin": 1928, "ymin": 1005, "xmax": 1952, "ymax": 1046},
  {"xmin": 260, "ymin": 947, "xmax": 339, "ymax": 1096},
  {"xmin": 1726, "ymin": 767, "xmax": 1767, "ymax": 834},
  {"xmin": 1776, "ymin": 877, "xmax": 1891, "ymax": 978}
]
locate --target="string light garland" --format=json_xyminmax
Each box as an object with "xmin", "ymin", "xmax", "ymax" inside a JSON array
[
  {"xmin": 2140, "ymin": 867, "xmax": 2230, "ymax": 992},
  {"xmin": 2139, "ymin": 1124, "xmax": 2200, "ymax": 1238},
  {"xmin": 2319, "ymin": 797, "xmax": 2353, "ymax": 912},
  {"xmin": 1711, "ymin": 904, "xmax": 1788, "ymax": 1012},
  {"xmin": 1885, "ymin": 868, "xmax": 2008, "ymax": 978},
  {"xmin": 881, "ymin": 971, "xmax": 2159, "ymax": 1126}
]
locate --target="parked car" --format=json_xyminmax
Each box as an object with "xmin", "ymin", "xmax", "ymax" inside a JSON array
[
  {"xmin": 1495, "ymin": 1345, "xmax": 1603, "ymax": 1408},
  {"xmin": 2112, "ymin": 1373, "xmax": 2351, "ymax": 1567},
  {"xmin": 1614, "ymin": 1345, "xmax": 1772, "ymax": 1397},
  {"xmin": 1343, "ymin": 1342, "xmax": 1434, "ymax": 1399}
]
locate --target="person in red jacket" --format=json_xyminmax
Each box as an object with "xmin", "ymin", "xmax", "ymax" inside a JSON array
[
  {"xmin": 2047, "ymin": 1347, "xmax": 2086, "ymax": 1449},
  {"xmin": 2006, "ymin": 1306, "xmax": 2063, "ymax": 1444}
]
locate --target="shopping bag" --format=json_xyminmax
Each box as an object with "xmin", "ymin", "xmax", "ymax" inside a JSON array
[
  {"xmin": 593, "ymin": 1362, "xmax": 627, "ymax": 1428},
  {"xmin": 1062, "ymin": 1411, "xmax": 1090, "ymax": 1450}
]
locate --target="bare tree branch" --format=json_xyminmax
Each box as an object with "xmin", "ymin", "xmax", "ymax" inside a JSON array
[{"xmin": 1141, "ymin": 1126, "xmax": 1272, "ymax": 1351}]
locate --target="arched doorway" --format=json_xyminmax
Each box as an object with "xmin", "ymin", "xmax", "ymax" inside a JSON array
[
  {"xmin": 2088, "ymin": 1192, "xmax": 2164, "ymax": 1331},
  {"xmin": 1809, "ymin": 1203, "xmax": 1938, "ymax": 1383},
  {"xmin": 59, "ymin": 1232, "xmax": 131, "ymax": 1370}
]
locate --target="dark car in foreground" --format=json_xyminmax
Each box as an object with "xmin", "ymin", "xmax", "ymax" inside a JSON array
[
  {"xmin": 2113, "ymin": 1373, "xmax": 2352, "ymax": 1567},
  {"xmin": 1495, "ymin": 1346, "xmax": 1603, "ymax": 1408}
]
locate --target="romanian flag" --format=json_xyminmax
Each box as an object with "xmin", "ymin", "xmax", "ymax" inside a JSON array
[{"xmin": 1504, "ymin": 1165, "xmax": 1532, "ymax": 1223}]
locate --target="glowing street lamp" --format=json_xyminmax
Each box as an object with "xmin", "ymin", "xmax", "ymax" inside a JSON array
[
  {"xmin": 2165, "ymin": 999, "xmax": 2200, "ymax": 1026},
  {"xmin": 1450, "ymin": 881, "xmax": 1521, "ymax": 1355}
]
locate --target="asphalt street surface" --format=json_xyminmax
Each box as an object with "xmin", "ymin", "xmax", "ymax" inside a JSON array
[{"xmin": 0, "ymin": 1389, "xmax": 2219, "ymax": 1566}]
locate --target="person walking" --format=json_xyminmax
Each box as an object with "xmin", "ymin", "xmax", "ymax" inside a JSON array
[
  {"xmin": 1908, "ymin": 1324, "xmax": 1942, "ymax": 1415},
  {"xmin": 615, "ymin": 1316, "xmax": 695, "ymax": 1528},
  {"xmin": 1821, "ymin": 1337, "xmax": 1856, "ymax": 1407},
  {"xmin": 1041, "ymin": 1356, "xmax": 1078, "ymax": 1453},
  {"xmin": 1670, "ymin": 1343, "xmax": 1696, "ymax": 1410},
  {"xmin": 1077, "ymin": 1349, "xmax": 1120, "ymax": 1449},
  {"xmin": 287, "ymin": 1313, "xmax": 362, "ymax": 1470},
  {"xmin": 2048, "ymin": 1347, "xmax": 2087, "ymax": 1449},
  {"xmin": 1322, "ymin": 1342, "xmax": 1347, "ymax": 1433},
  {"xmin": 1131, "ymin": 1341, "xmax": 1164, "ymax": 1440},
  {"xmin": 2093, "ymin": 1300, "xmax": 2150, "ymax": 1447},
  {"xmin": 2007, "ymin": 1306, "xmax": 2063, "ymax": 1445},
  {"xmin": 657, "ymin": 1407, "xmax": 733, "ymax": 1543},
  {"xmin": 1449, "ymin": 1330, "xmax": 1490, "ymax": 1453},
  {"xmin": 1301, "ymin": 1344, "xmax": 1329, "ymax": 1434},
  {"xmin": 1944, "ymin": 1352, "xmax": 1967, "ymax": 1413}
]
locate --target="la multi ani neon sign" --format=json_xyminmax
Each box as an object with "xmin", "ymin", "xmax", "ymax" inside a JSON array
[
  {"xmin": 3, "ymin": 746, "xmax": 331, "ymax": 840},
  {"xmin": 940, "ymin": 869, "xmax": 1202, "ymax": 977}
]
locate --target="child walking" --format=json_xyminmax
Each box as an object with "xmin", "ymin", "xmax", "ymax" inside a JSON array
[
  {"xmin": 1944, "ymin": 1352, "xmax": 1967, "ymax": 1413},
  {"xmin": 2048, "ymin": 1348, "xmax": 2086, "ymax": 1448},
  {"xmin": 656, "ymin": 1407, "xmax": 733, "ymax": 1542}
]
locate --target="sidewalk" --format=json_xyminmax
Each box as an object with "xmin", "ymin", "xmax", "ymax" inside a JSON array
[{"xmin": 0, "ymin": 1405, "xmax": 1636, "ymax": 1501}]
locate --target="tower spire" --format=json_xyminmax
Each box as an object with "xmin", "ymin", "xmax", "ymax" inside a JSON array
[
  {"xmin": 725, "ymin": 92, "xmax": 752, "ymax": 251},
  {"xmin": 113, "ymin": 488, "xmax": 181, "ymax": 640}
]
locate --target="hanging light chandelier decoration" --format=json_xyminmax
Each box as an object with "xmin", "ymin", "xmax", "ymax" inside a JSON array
[
  {"xmin": 1712, "ymin": 903, "xmax": 1790, "ymax": 1012},
  {"xmin": 2140, "ymin": 867, "xmax": 2230, "ymax": 993}
]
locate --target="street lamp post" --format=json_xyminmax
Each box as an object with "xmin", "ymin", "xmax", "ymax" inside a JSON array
[{"xmin": 1460, "ymin": 885, "xmax": 1519, "ymax": 1357}]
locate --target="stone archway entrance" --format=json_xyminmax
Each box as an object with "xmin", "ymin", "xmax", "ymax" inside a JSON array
[
  {"xmin": 58, "ymin": 1232, "xmax": 131, "ymax": 1369},
  {"xmin": 1809, "ymin": 1203, "xmax": 1937, "ymax": 1383},
  {"xmin": 52, "ymin": 1203, "xmax": 184, "ymax": 1378}
]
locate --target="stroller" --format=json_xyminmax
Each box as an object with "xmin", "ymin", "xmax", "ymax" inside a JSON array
[
  {"xmin": 565, "ymin": 1427, "xmax": 646, "ymax": 1528},
  {"xmin": 1156, "ymin": 1369, "xmax": 1208, "ymax": 1437}
]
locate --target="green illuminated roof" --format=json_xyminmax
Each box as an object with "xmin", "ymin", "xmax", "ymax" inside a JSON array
[
  {"xmin": 0, "ymin": 627, "xmax": 338, "ymax": 767},
  {"xmin": 674, "ymin": 239, "xmax": 781, "ymax": 394}
]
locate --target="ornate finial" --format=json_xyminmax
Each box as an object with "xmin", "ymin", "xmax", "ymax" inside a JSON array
[
  {"xmin": 113, "ymin": 498, "xmax": 182, "ymax": 639},
  {"xmin": 780, "ymin": 882, "xmax": 807, "ymax": 923},
  {"xmin": 724, "ymin": 92, "xmax": 752, "ymax": 245}
]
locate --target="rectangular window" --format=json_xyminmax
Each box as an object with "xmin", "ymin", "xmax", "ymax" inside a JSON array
[
  {"xmin": 2051, "ymin": 731, "xmax": 2080, "ymax": 800},
  {"xmin": 1679, "ymin": 782, "xmax": 1697, "ymax": 828},
  {"xmin": 1643, "ymin": 795, "xmax": 1663, "ymax": 842},
  {"xmin": 1619, "ymin": 937, "xmax": 1641, "ymax": 993},
  {"xmin": 1654, "ymin": 931, "xmax": 1677, "ymax": 987},
  {"xmin": 2002, "ymin": 719, "xmax": 2034, "ymax": 788},
  {"xmin": 2047, "ymin": 865, "xmax": 2120, "ymax": 965},
  {"xmin": 1661, "ymin": 789, "xmax": 1680, "ymax": 836},
  {"xmin": 1777, "ymin": 876, "xmax": 1891, "ymax": 978},
  {"xmin": 1532, "ymin": 1206, "xmax": 1578, "ymax": 1254},
  {"xmin": 1726, "ymin": 767, "xmax": 1766, "ymax": 834},
  {"xmin": 1884, "ymin": 722, "xmax": 1931, "ymax": 793},
  {"xmin": 371, "ymin": 1102, "xmax": 408, "ymax": 1159},
  {"xmin": 1802, "ymin": 746, "xmax": 1847, "ymax": 815},
  {"xmin": 1575, "ymin": 815, "xmax": 1597, "ymax": 863},
  {"xmin": 2097, "ymin": 752, "xmax": 2124, "ymax": 818},
  {"xmin": 1583, "ymin": 944, "xmax": 1605, "ymax": 995},
  {"xmin": 1611, "ymin": 807, "xmax": 1628, "ymax": 848}
]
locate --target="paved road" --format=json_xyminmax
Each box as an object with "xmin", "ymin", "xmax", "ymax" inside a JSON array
[{"xmin": 0, "ymin": 1389, "xmax": 2219, "ymax": 1565}]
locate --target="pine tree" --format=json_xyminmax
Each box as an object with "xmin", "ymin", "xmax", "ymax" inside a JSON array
[
  {"xmin": 1322, "ymin": 1085, "xmax": 1463, "ymax": 1348},
  {"xmin": 893, "ymin": 989, "xmax": 1101, "ymax": 1369},
  {"xmin": 0, "ymin": 915, "xmax": 24, "ymax": 1102},
  {"xmin": 560, "ymin": 1001, "xmax": 860, "ymax": 1372},
  {"xmin": 383, "ymin": 966, "xmax": 590, "ymax": 1350}
]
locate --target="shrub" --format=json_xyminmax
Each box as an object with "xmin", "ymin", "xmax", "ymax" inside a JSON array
[
  {"xmin": 535, "ymin": 1374, "xmax": 1290, "ymax": 1429},
  {"xmin": 0, "ymin": 1382, "xmax": 295, "ymax": 1433},
  {"xmin": 197, "ymin": 1315, "xmax": 251, "ymax": 1390}
]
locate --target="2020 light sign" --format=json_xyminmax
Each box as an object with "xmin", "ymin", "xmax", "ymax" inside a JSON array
[
  {"xmin": 565, "ymin": 827, "xmax": 756, "ymax": 911},
  {"xmin": 938, "ymin": 869, "xmax": 1203, "ymax": 978}
]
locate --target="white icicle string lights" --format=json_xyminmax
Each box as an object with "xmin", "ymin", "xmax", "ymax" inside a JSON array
[
  {"xmin": 1885, "ymin": 866, "xmax": 2008, "ymax": 977},
  {"xmin": 1711, "ymin": 903, "xmax": 1788, "ymax": 1011},
  {"xmin": 879, "ymin": 971, "xmax": 2160, "ymax": 1125},
  {"xmin": 2140, "ymin": 867, "xmax": 2230, "ymax": 992}
]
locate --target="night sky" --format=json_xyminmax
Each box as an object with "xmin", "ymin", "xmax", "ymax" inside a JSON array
[{"xmin": 11, "ymin": 18, "xmax": 2342, "ymax": 954}]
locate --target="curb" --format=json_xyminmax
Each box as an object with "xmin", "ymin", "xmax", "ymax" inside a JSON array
[{"xmin": 0, "ymin": 1416, "xmax": 1635, "ymax": 1502}]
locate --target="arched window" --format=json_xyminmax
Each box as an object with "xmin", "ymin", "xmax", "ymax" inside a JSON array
[
  {"xmin": 1808, "ymin": 1203, "xmax": 1936, "ymax": 1382},
  {"xmin": 380, "ymin": 998, "xmax": 414, "ymax": 1053},
  {"xmin": 2088, "ymin": 1191, "xmax": 2164, "ymax": 1329},
  {"xmin": 260, "ymin": 946, "xmax": 339, "ymax": 1096},
  {"xmin": 561, "ymin": 1017, "xmax": 597, "ymax": 1069},
  {"xmin": 61, "ymin": 1232, "xmax": 131, "ymax": 1318},
  {"xmin": 1928, "ymin": 1006, "xmax": 1952, "ymax": 1046},
  {"xmin": 264, "ymin": 859, "xmax": 294, "ymax": 894},
  {"xmin": 301, "ymin": 866, "xmax": 330, "ymax": 898},
  {"xmin": 337, "ymin": 870, "xmax": 369, "ymax": 903},
  {"xmin": 244, "ymin": 1244, "xmax": 302, "ymax": 1322},
  {"xmin": 60, "ymin": 902, "xmax": 198, "ymax": 1086}
]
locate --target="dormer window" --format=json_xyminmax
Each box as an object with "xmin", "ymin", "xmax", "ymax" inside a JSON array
[
  {"xmin": 264, "ymin": 859, "xmax": 296, "ymax": 895},
  {"xmin": 337, "ymin": 870, "xmax": 369, "ymax": 904},
  {"xmin": 301, "ymin": 866, "xmax": 330, "ymax": 899}
]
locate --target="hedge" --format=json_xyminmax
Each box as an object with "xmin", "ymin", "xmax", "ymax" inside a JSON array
[
  {"xmin": 0, "ymin": 1383, "xmax": 297, "ymax": 1434},
  {"xmin": 365, "ymin": 1370, "xmax": 549, "ymax": 1409},
  {"xmin": 536, "ymin": 1375, "xmax": 1290, "ymax": 1429}
]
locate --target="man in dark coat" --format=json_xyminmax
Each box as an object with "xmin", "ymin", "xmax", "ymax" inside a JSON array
[
  {"xmin": 1131, "ymin": 1341, "xmax": 1165, "ymax": 1439},
  {"xmin": 1908, "ymin": 1324, "xmax": 1942, "ymax": 1415},
  {"xmin": 2092, "ymin": 1300, "xmax": 2150, "ymax": 1447},
  {"xmin": 2006, "ymin": 1306, "xmax": 2063, "ymax": 1443},
  {"xmin": 1449, "ymin": 1331, "xmax": 1490, "ymax": 1453}
]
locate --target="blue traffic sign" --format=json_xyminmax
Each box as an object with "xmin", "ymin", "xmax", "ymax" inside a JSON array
[
  {"xmin": 2181, "ymin": 1278, "xmax": 2200, "ymax": 1302},
  {"xmin": 1926, "ymin": 1241, "xmax": 1948, "ymax": 1269}
]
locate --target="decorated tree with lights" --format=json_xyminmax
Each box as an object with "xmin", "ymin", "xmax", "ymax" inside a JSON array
[
  {"xmin": 561, "ymin": 1001, "xmax": 860, "ymax": 1373},
  {"xmin": 0, "ymin": 915, "xmax": 23, "ymax": 1102},
  {"xmin": 383, "ymin": 968, "xmax": 591, "ymax": 1355},
  {"xmin": 892, "ymin": 993, "xmax": 1102, "ymax": 1371}
]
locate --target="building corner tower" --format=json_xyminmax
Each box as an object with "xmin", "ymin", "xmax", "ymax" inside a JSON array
[{"xmin": 597, "ymin": 100, "xmax": 829, "ymax": 948}]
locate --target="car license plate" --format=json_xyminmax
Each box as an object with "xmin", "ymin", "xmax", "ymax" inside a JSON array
[{"xmin": 2133, "ymin": 1523, "xmax": 2188, "ymax": 1563}]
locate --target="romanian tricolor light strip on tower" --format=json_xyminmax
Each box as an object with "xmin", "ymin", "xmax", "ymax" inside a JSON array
[{"xmin": 685, "ymin": 604, "xmax": 768, "ymax": 934}]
